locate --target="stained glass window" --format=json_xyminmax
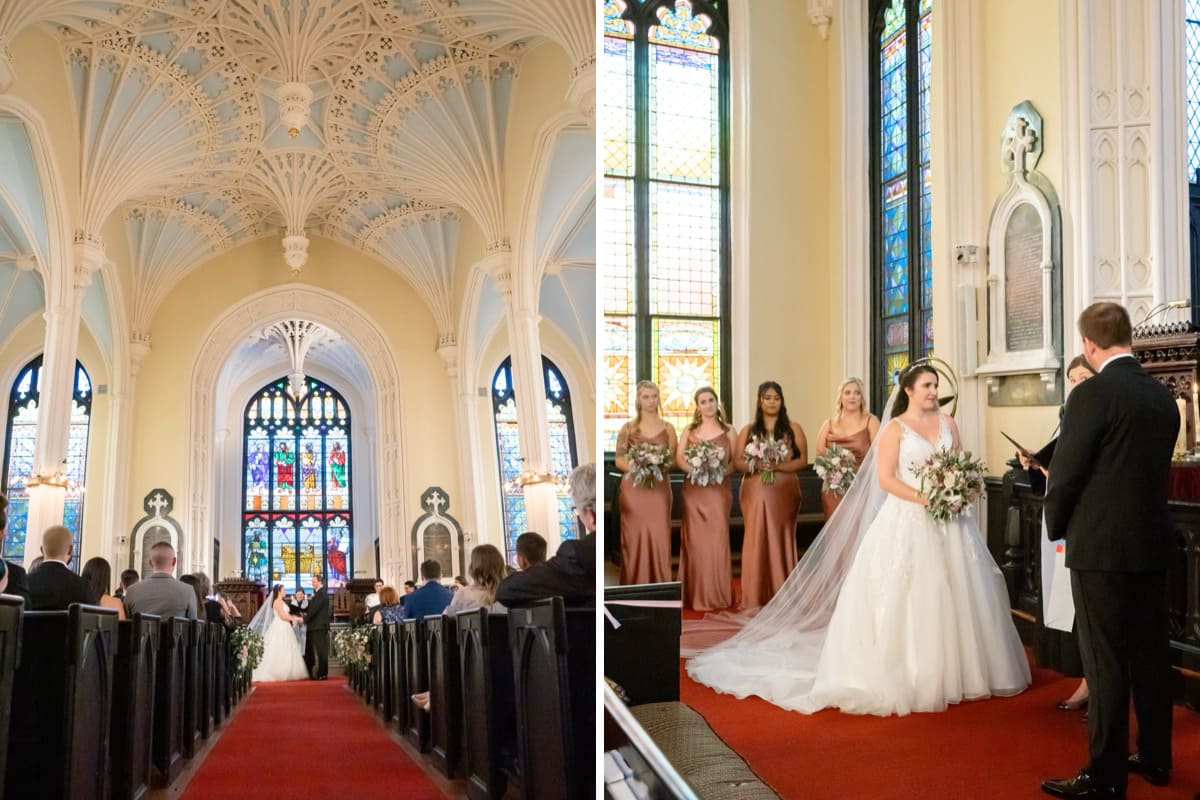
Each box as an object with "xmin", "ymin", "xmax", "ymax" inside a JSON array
[
  {"xmin": 492, "ymin": 356, "xmax": 579, "ymax": 566},
  {"xmin": 1, "ymin": 356, "xmax": 91, "ymax": 568},
  {"xmin": 242, "ymin": 377, "xmax": 352, "ymax": 591},
  {"xmin": 602, "ymin": 0, "xmax": 729, "ymax": 447},
  {"xmin": 871, "ymin": 0, "xmax": 933, "ymax": 407},
  {"xmin": 1187, "ymin": 0, "xmax": 1200, "ymax": 181}
]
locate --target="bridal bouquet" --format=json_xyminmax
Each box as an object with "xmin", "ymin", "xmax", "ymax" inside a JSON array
[
  {"xmin": 914, "ymin": 448, "xmax": 987, "ymax": 522},
  {"xmin": 626, "ymin": 441, "xmax": 672, "ymax": 488},
  {"xmin": 333, "ymin": 626, "xmax": 371, "ymax": 668},
  {"xmin": 683, "ymin": 438, "xmax": 726, "ymax": 486},
  {"xmin": 230, "ymin": 626, "xmax": 264, "ymax": 672},
  {"xmin": 814, "ymin": 443, "xmax": 858, "ymax": 495},
  {"xmin": 744, "ymin": 435, "xmax": 791, "ymax": 485}
]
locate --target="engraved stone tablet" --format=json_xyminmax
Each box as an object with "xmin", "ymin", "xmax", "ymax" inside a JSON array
[{"xmin": 1004, "ymin": 202, "xmax": 1043, "ymax": 351}]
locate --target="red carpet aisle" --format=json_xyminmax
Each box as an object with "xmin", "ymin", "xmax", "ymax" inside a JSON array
[
  {"xmin": 181, "ymin": 678, "xmax": 444, "ymax": 799},
  {"xmin": 680, "ymin": 655, "xmax": 1200, "ymax": 799}
]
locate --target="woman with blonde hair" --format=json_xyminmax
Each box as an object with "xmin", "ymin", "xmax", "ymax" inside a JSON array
[
  {"xmin": 675, "ymin": 386, "xmax": 734, "ymax": 610},
  {"xmin": 447, "ymin": 544, "xmax": 507, "ymax": 613},
  {"xmin": 615, "ymin": 380, "xmax": 677, "ymax": 584},
  {"xmin": 814, "ymin": 377, "xmax": 880, "ymax": 517}
]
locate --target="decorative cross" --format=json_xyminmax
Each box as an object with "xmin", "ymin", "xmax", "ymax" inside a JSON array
[
  {"xmin": 149, "ymin": 492, "xmax": 168, "ymax": 517},
  {"xmin": 427, "ymin": 491, "xmax": 446, "ymax": 516},
  {"xmin": 1005, "ymin": 117, "xmax": 1038, "ymax": 176}
]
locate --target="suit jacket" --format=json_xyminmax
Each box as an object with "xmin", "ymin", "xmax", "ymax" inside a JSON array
[
  {"xmin": 306, "ymin": 587, "xmax": 331, "ymax": 631},
  {"xmin": 1044, "ymin": 356, "xmax": 1178, "ymax": 571},
  {"xmin": 4, "ymin": 561, "xmax": 30, "ymax": 607},
  {"xmin": 123, "ymin": 572, "xmax": 198, "ymax": 619},
  {"xmin": 495, "ymin": 532, "xmax": 596, "ymax": 608},
  {"xmin": 401, "ymin": 581, "xmax": 452, "ymax": 620},
  {"xmin": 28, "ymin": 561, "xmax": 98, "ymax": 611}
]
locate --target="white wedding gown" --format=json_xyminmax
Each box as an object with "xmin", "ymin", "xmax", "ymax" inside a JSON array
[
  {"xmin": 252, "ymin": 602, "xmax": 311, "ymax": 682},
  {"xmin": 688, "ymin": 415, "xmax": 1031, "ymax": 716}
]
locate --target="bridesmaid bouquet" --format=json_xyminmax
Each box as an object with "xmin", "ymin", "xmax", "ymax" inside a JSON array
[
  {"xmin": 683, "ymin": 439, "xmax": 726, "ymax": 486},
  {"xmin": 626, "ymin": 441, "xmax": 672, "ymax": 488},
  {"xmin": 814, "ymin": 444, "xmax": 858, "ymax": 495},
  {"xmin": 744, "ymin": 435, "xmax": 791, "ymax": 485},
  {"xmin": 914, "ymin": 448, "xmax": 987, "ymax": 522}
]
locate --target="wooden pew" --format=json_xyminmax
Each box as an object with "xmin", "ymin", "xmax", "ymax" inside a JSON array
[
  {"xmin": 111, "ymin": 613, "xmax": 160, "ymax": 800},
  {"xmin": 196, "ymin": 620, "xmax": 213, "ymax": 740},
  {"xmin": 0, "ymin": 595, "xmax": 23, "ymax": 798},
  {"xmin": 367, "ymin": 624, "xmax": 382, "ymax": 708},
  {"xmin": 604, "ymin": 582, "xmax": 681, "ymax": 705},
  {"xmin": 153, "ymin": 617, "xmax": 190, "ymax": 787},
  {"xmin": 402, "ymin": 618, "xmax": 429, "ymax": 751},
  {"xmin": 6, "ymin": 604, "xmax": 119, "ymax": 800},
  {"xmin": 425, "ymin": 613, "xmax": 461, "ymax": 778},
  {"xmin": 385, "ymin": 621, "xmax": 404, "ymax": 728},
  {"xmin": 457, "ymin": 608, "xmax": 515, "ymax": 800},
  {"xmin": 376, "ymin": 622, "xmax": 392, "ymax": 720},
  {"xmin": 509, "ymin": 598, "xmax": 595, "ymax": 800},
  {"xmin": 211, "ymin": 623, "xmax": 227, "ymax": 728},
  {"xmin": 181, "ymin": 619, "xmax": 201, "ymax": 758}
]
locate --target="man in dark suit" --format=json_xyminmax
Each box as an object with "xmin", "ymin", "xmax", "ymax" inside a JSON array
[
  {"xmin": 1042, "ymin": 302, "xmax": 1178, "ymax": 800},
  {"xmin": 402, "ymin": 560, "xmax": 452, "ymax": 620},
  {"xmin": 305, "ymin": 573, "xmax": 331, "ymax": 680},
  {"xmin": 27, "ymin": 524, "xmax": 97, "ymax": 610}
]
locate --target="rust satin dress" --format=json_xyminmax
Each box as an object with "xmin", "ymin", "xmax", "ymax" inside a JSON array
[
  {"xmin": 819, "ymin": 423, "xmax": 872, "ymax": 519},
  {"xmin": 679, "ymin": 431, "xmax": 734, "ymax": 610},
  {"xmin": 738, "ymin": 445, "xmax": 801, "ymax": 610},
  {"xmin": 619, "ymin": 428, "xmax": 674, "ymax": 585}
]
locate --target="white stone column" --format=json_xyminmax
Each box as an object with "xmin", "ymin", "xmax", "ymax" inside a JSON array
[{"xmin": 437, "ymin": 334, "xmax": 484, "ymax": 552}]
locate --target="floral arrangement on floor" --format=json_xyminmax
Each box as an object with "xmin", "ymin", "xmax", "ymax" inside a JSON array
[
  {"xmin": 914, "ymin": 448, "xmax": 987, "ymax": 522},
  {"xmin": 230, "ymin": 626, "xmax": 264, "ymax": 672},
  {"xmin": 813, "ymin": 443, "xmax": 858, "ymax": 496},
  {"xmin": 333, "ymin": 626, "xmax": 371, "ymax": 668},
  {"xmin": 683, "ymin": 438, "xmax": 726, "ymax": 486},
  {"xmin": 744, "ymin": 435, "xmax": 791, "ymax": 485},
  {"xmin": 626, "ymin": 441, "xmax": 672, "ymax": 489}
]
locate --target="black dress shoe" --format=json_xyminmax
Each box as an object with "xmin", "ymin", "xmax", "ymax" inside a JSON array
[
  {"xmin": 1057, "ymin": 697, "xmax": 1089, "ymax": 711},
  {"xmin": 1042, "ymin": 772, "xmax": 1125, "ymax": 799},
  {"xmin": 1127, "ymin": 753, "xmax": 1170, "ymax": 786}
]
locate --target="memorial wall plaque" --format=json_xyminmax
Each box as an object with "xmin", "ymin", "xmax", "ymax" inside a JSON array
[{"xmin": 1004, "ymin": 203, "xmax": 1044, "ymax": 351}]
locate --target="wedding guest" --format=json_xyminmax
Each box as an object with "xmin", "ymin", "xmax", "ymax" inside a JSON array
[
  {"xmin": 119, "ymin": 568, "xmax": 140, "ymax": 595},
  {"xmin": 372, "ymin": 586, "xmax": 405, "ymax": 624},
  {"xmin": 734, "ymin": 381, "xmax": 807, "ymax": 610},
  {"xmin": 675, "ymin": 386, "xmax": 734, "ymax": 611},
  {"xmin": 218, "ymin": 593, "xmax": 242, "ymax": 623},
  {"xmin": 497, "ymin": 463, "xmax": 596, "ymax": 608},
  {"xmin": 813, "ymin": 377, "xmax": 880, "ymax": 517},
  {"xmin": 194, "ymin": 572, "xmax": 225, "ymax": 625},
  {"xmin": 364, "ymin": 578, "xmax": 383, "ymax": 621},
  {"xmin": 0, "ymin": 496, "xmax": 30, "ymax": 606},
  {"xmin": 616, "ymin": 380, "xmax": 676, "ymax": 584},
  {"xmin": 453, "ymin": 575, "xmax": 468, "ymax": 593},
  {"xmin": 515, "ymin": 532, "xmax": 547, "ymax": 570},
  {"xmin": 28, "ymin": 526, "xmax": 97, "ymax": 610},
  {"xmin": 399, "ymin": 580, "xmax": 416, "ymax": 608},
  {"xmin": 28, "ymin": 556, "xmax": 43, "ymax": 573},
  {"xmin": 124, "ymin": 542, "xmax": 197, "ymax": 619},
  {"xmin": 402, "ymin": 561, "xmax": 452, "ymax": 620},
  {"xmin": 180, "ymin": 574, "xmax": 205, "ymax": 616},
  {"xmin": 82, "ymin": 557, "xmax": 125, "ymax": 619},
  {"xmin": 447, "ymin": 545, "xmax": 507, "ymax": 614}
]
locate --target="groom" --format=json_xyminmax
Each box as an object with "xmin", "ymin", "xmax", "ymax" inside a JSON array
[
  {"xmin": 1042, "ymin": 302, "xmax": 1178, "ymax": 799},
  {"xmin": 304, "ymin": 574, "xmax": 331, "ymax": 680}
]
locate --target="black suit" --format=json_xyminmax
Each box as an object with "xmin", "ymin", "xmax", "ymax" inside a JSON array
[
  {"xmin": 495, "ymin": 532, "xmax": 596, "ymax": 608},
  {"xmin": 304, "ymin": 586, "xmax": 331, "ymax": 679},
  {"xmin": 1044, "ymin": 355, "xmax": 1178, "ymax": 789},
  {"xmin": 27, "ymin": 561, "xmax": 98, "ymax": 611},
  {"xmin": 3, "ymin": 561, "xmax": 30, "ymax": 607}
]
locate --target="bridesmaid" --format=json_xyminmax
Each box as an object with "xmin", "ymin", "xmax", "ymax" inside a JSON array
[
  {"xmin": 813, "ymin": 377, "xmax": 880, "ymax": 518},
  {"xmin": 616, "ymin": 380, "xmax": 677, "ymax": 584},
  {"xmin": 676, "ymin": 386, "xmax": 734, "ymax": 610},
  {"xmin": 734, "ymin": 381, "xmax": 807, "ymax": 610}
]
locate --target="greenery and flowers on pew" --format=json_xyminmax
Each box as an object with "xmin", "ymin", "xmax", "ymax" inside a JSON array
[
  {"xmin": 230, "ymin": 626, "xmax": 264, "ymax": 672},
  {"xmin": 334, "ymin": 626, "xmax": 371, "ymax": 668}
]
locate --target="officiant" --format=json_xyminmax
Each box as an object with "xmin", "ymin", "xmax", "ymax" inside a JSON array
[{"xmin": 289, "ymin": 587, "xmax": 309, "ymax": 652}]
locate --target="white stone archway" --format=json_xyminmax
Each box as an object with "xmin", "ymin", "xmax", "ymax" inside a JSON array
[{"xmin": 185, "ymin": 285, "xmax": 409, "ymax": 585}]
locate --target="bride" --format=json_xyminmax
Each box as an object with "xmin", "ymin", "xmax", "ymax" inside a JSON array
[
  {"xmin": 687, "ymin": 362, "xmax": 1031, "ymax": 715},
  {"xmin": 249, "ymin": 584, "xmax": 311, "ymax": 682}
]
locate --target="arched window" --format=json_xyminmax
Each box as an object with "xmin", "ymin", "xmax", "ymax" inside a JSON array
[
  {"xmin": 1187, "ymin": 1, "xmax": 1200, "ymax": 316},
  {"xmin": 1, "ymin": 356, "xmax": 92, "ymax": 567},
  {"xmin": 871, "ymin": 0, "xmax": 933, "ymax": 408},
  {"xmin": 602, "ymin": 0, "xmax": 730, "ymax": 449},
  {"xmin": 492, "ymin": 357, "xmax": 579, "ymax": 564},
  {"xmin": 242, "ymin": 378, "xmax": 352, "ymax": 592}
]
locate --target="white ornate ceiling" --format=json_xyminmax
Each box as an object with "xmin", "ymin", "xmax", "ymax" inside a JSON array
[{"xmin": 0, "ymin": 0, "xmax": 595, "ymax": 340}]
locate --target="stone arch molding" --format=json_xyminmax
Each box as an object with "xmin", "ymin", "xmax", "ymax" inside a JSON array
[{"xmin": 186, "ymin": 285, "xmax": 408, "ymax": 582}]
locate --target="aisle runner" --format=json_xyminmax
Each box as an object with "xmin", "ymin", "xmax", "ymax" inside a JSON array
[{"xmin": 182, "ymin": 678, "xmax": 443, "ymax": 799}]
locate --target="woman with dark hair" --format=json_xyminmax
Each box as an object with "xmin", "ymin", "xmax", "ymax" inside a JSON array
[
  {"xmin": 615, "ymin": 380, "xmax": 677, "ymax": 584},
  {"xmin": 248, "ymin": 584, "xmax": 309, "ymax": 682},
  {"xmin": 179, "ymin": 575, "xmax": 205, "ymax": 616},
  {"xmin": 192, "ymin": 572, "xmax": 226, "ymax": 625},
  {"xmin": 733, "ymin": 381, "xmax": 808, "ymax": 609},
  {"xmin": 676, "ymin": 386, "xmax": 735, "ymax": 610},
  {"xmin": 82, "ymin": 557, "xmax": 125, "ymax": 620}
]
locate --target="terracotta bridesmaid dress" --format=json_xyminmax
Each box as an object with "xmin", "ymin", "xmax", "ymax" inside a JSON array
[
  {"xmin": 819, "ymin": 423, "xmax": 872, "ymax": 518},
  {"xmin": 619, "ymin": 428, "xmax": 674, "ymax": 585},
  {"xmin": 679, "ymin": 431, "xmax": 734, "ymax": 610},
  {"xmin": 738, "ymin": 449, "xmax": 801, "ymax": 610}
]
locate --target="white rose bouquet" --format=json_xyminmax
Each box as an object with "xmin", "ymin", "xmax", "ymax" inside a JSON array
[
  {"xmin": 813, "ymin": 443, "xmax": 858, "ymax": 496},
  {"xmin": 744, "ymin": 435, "xmax": 792, "ymax": 485},
  {"xmin": 913, "ymin": 448, "xmax": 986, "ymax": 522},
  {"xmin": 683, "ymin": 438, "xmax": 726, "ymax": 486},
  {"xmin": 229, "ymin": 626, "xmax": 264, "ymax": 672},
  {"xmin": 626, "ymin": 441, "xmax": 672, "ymax": 489}
]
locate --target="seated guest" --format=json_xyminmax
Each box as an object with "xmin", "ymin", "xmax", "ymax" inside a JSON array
[
  {"xmin": 28, "ymin": 525, "xmax": 97, "ymax": 610},
  {"xmin": 363, "ymin": 578, "xmax": 383, "ymax": 621},
  {"xmin": 124, "ymin": 542, "xmax": 197, "ymax": 619},
  {"xmin": 117, "ymin": 568, "xmax": 140, "ymax": 600},
  {"xmin": 82, "ymin": 557, "xmax": 125, "ymax": 619},
  {"xmin": 371, "ymin": 586, "xmax": 405, "ymax": 624},
  {"xmin": 515, "ymin": 531, "xmax": 548, "ymax": 570},
  {"xmin": 218, "ymin": 593, "xmax": 241, "ymax": 623},
  {"xmin": 447, "ymin": 544, "xmax": 506, "ymax": 614},
  {"xmin": 496, "ymin": 464, "xmax": 597, "ymax": 609},
  {"xmin": 453, "ymin": 575, "xmax": 467, "ymax": 593},
  {"xmin": 402, "ymin": 561, "xmax": 453, "ymax": 620},
  {"xmin": 0, "ymin": 495, "xmax": 30, "ymax": 606},
  {"xmin": 180, "ymin": 574, "xmax": 205, "ymax": 614},
  {"xmin": 27, "ymin": 556, "xmax": 43, "ymax": 573},
  {"xmin": 194, "ymin": 572, "xmax": 225, "ymax": 624},
  {"xmin": 399, "ymin": 580, "xmax": 416, "ymax": 607}
]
